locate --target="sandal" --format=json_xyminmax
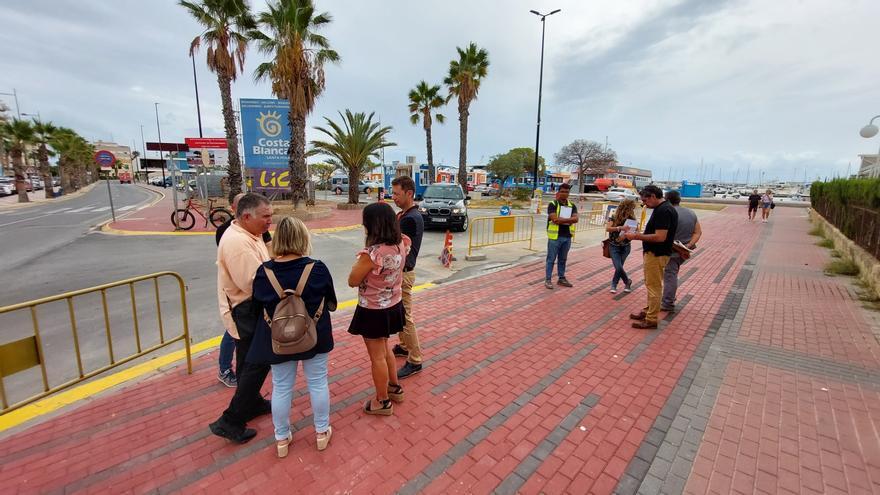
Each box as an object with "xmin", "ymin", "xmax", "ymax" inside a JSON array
[
  {"xmin": 276, "ymin": 432, "xmax": 292, "ymax": 458},
  {"xmin": 364, "ymin": 398, "xmax": 393, "ymax": 416},
  {"xmin": 388, "ymin": 383, "xmax": 404, "ymax": 403},
  {"xmin": 316, "ymin": 426, "xmax": 332, "ymax": 451}
]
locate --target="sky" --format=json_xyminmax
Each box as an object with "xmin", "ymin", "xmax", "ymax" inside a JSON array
[{"xmin": 1, "ymin": 0, "xmax": 878, "ymax": 183}]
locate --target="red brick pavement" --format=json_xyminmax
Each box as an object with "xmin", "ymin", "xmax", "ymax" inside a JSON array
[
  {"xmin": 106, "ymin": 186, "xmax": 363, "ymax": 233},
  {"xmin": 1, "ymin": 206, "xmax": 878, "ymax": 494}
]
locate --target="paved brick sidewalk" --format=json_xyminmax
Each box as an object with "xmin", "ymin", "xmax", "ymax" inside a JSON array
[
  {"xmin": 1, "ymin": 206, "xmax": 878, "ymax": 494},
  {"xmin": 104, "ymin": 187, "xmax": 363, "ymax": 234}
]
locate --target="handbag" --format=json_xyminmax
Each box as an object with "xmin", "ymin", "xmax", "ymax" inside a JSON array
[{"xmin": 602, "ymin": 238, "xmax": 612, "ymax": 258}]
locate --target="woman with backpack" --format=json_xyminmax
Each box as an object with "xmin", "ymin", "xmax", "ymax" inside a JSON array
[
  {"xmin": 250, "ymin": 216, "xmax": 338, "ymax": 458},
  {"xmin": 348, "ymin": 202, "xmax": 411, "ymax": 416}
]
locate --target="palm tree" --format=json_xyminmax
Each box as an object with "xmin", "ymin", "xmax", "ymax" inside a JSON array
[
  {"xmin": 252, "ymin": 0, "xmax": 339, "ymax": 208},
  {"xmin": 1, "ymin": 119, "xmax": 36, "ymax": 202},
  {"xmin": 32, "ymin": 120, "xmax": 58, "ymax": 199},
  {"xmin": 408, "ymin": 81, "xmax": 446, "ymax": 184},
  {"xmin": 308, "ymin": 110, "xmax": 394, "ymax": 205},
  {"xmin": 180, "ymin": 0, "xmax": 255, "ymax": 202},
  {"xmin": 50, "ymin": 127, "xmax": 88, "ymax": 193},
  {"xmin": 445, "ymin": 42, "xmax": 490, "ymax": 192}
]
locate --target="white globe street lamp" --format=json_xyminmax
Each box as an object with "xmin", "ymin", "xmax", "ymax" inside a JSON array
[{"xmin": 860, "ymin": 115, "xmax": 880, "ymax": 179}]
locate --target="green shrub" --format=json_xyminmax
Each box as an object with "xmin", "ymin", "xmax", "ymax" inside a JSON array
[
  {"xmin": 511, "ymin": 187, "xmax": 533, "ymax": 201},
  {"xmin": 816, "ymin": 238, "xmax": 834, "ymax": 249},
  {"xmin": 830, "ymin": 249, "xmax": 842, "ymax": 258},
  {"xmin": 808, "ymin": 225, "xmax": 824, "ymax": 237},
  {"xmin": 811, "ymin": 177, "xmax": 880, "ymax": 210},
  {"xmin": 825, "ymin": 259, "xmax": 860, "ymax": 276}
]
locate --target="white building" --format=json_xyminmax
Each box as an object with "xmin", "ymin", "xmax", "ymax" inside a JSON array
[{"xmin": 858, "ymin": 154, "xmax": 880, "ymax": 178}]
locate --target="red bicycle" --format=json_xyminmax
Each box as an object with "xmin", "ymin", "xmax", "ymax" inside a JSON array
[{"xmin": 171, "ymin": 196, "xmax": 233, "ymax": 230}]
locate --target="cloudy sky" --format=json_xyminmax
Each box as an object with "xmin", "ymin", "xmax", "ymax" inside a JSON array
[{"xmin": 1, "ymin": 0, "xmax": 878, "ymax": 182}]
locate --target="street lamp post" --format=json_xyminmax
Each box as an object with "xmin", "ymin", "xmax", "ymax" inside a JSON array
[
  {"xmin": 860, "ymin": 115, "xmax": 880, "ymax": 179},
  {"xmin": 0, "ymin": 89, "xmax": 21, "ymax": 119},
  {"xmin": 156, "ymin": 103, "xmax": 180, "ymax": 229},
  {"xmin": 529, "ymin": 8, "xmax": 561, "ymax": 195}
]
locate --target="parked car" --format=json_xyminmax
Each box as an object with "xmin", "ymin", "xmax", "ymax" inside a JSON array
[
  {"xmin": 604, "ymin": 187, "xmax": 639, "ymax": 202},
  {"xmin": 418, "ymin": 183, "xmax": 470, "ymax": 232},
  {"xmin": 330, "ymin": 177, "xmax": 381, "ymax": 195},
  {"xmin": 0, "ymin": 177, "xmax": 14, "ymax": 196}
]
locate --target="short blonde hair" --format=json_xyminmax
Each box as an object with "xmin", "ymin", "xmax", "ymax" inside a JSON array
[{"xmin": 273, "ymin": 216, "xmax": 311, "ymax": 257}]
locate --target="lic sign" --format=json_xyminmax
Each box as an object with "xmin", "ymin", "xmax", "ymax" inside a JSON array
[{"xmin": 240, "ymin": 98, "xmax": 290, "ymax": 170}]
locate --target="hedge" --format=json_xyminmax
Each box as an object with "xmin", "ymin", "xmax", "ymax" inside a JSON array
[{"xmin": 811, "ymin": 178, "xmax": 880, "ymax": 259}]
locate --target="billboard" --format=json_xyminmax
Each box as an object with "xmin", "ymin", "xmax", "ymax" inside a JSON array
[
  {"xmin": 246, "ymin": 167, "xmax": 292, "ymax": 192},
  {"xmin": 184, "ymin": 137, "xmax": 228, "ymax": 169},
  {"xmin": 240, "ymin": 98, "xmax": 290, "ymax": 169}
]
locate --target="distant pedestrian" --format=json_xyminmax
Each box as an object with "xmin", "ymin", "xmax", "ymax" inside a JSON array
[
  {"xmin": 348, "ymin": 202, "xmax": 410, "ymax": 416},
  {"xmin": 623, "ymin": 185, "xmax": 677, "ymax": 329},
  {"xmin": 209, "ymin": 193, "xmax": 274, "ymax": 444},
  {"xmin": 605, "ymin": 199, "xmax": 637, "ymax": 293},
  {"xmin": 661, "ymin": 191, "xmax": 701, "ymax": 312},
  {"xmin": 545, "ymin": 183, "xmax": 579, "ymax": 289},
  {"xmin": 747, "ymin": 189, "xmax": 761, "ymax": 221},
  {"xmin": 761, "ymin": 189, "xmax": 773, "ymax": 222},
  {"xmin": 214, "ymin": 192, "xmax": 273, "ymax": 388},
  {"xmin": 390, "ymin": 176, "xmax": 425, "ymax": 379},
  {"xmin": 250, "ymin": 216, "xmax": 337, "ymax": 457}
]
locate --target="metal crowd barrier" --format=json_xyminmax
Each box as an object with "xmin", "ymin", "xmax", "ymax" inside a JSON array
[
  {"xmin": 0, "ymin": 271, "xmax": 192, "ymax": 414},
  {"xmin": 468, "ymin": 215, "xmax": 535, "ymax": 257}
]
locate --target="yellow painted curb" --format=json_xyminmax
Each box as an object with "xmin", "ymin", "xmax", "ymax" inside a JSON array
[{"xmin": 0, "ymin": 283, "xmax": 435, "ymax": 432}]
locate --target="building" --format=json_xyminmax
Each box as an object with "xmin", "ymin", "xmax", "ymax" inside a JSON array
[
  {"xmin": 858, "ymin": 154, "xmax": 880, "ymax": 178},
  {"xmin": 435, "ymin": 166, "xmax": 487, "ymax": 186},
  {"xmin": 91, "ymin": 141, "xmax": 133, "ymax": 179},
  {"xmin": 570, "ymin": 164, "xmax": 653, "ymax": 189}
]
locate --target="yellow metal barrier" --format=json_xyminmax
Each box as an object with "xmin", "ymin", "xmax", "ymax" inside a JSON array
[
  {"xmin": 468, "ymin": 215, "xmax": 535, "ymax": 256},
  {"xmin": 0, "ymin": 271, "xmax": 192, "ymax": 414}
]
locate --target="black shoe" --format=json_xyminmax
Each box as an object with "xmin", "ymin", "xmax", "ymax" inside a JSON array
[
  {"xmin": 392, "ymin": 344, "xmax": 409, "ymax": 357},
  {"xmin": 397, "ymin": 361, "xmax": 423, "ymax": 379},
  {"xmin": 244, "ymin": 398, "xmax": 272, "ymax": 422},
  {"xmin": 209, "ymin": 419, "xmax": 257, "ymax": 444}
]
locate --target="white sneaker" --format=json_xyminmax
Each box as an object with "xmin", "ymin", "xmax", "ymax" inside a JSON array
[{"xmin": 610, "ymin": 288, "xmax": 617, "ymax": 294}]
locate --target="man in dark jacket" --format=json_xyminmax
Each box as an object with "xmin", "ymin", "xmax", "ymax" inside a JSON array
[{"xmin": 391, "ymin": 176, "xmax": 425, "ymax": 379}]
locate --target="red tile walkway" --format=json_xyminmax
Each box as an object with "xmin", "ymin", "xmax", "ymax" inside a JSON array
[
  {"xmin": 105, "ymin": 186, "xmax": 363, "ymax": 234},
  {"xmin": 1, "ymin": 206, "xmax": 878, "ymax": 494}
]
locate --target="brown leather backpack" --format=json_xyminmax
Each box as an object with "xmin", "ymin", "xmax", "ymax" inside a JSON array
[{"xmin": 263, "ymin": 263, "xmax": 324, "ymax": 355}]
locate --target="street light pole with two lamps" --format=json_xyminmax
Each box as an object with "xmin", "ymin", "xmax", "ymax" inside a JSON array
[{"xmin": 530, "ymin": 8, "xmax": 561, "ymax": 194}]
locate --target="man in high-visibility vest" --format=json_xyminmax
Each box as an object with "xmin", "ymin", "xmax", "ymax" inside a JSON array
[{"xmin": 545, "ymin": 183, "xmax": 579, "ymax": 290}]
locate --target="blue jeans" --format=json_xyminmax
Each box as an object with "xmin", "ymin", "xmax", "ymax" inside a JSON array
[
  {"xmin": 610, "ymin": 243, "xmax": 632, "ymax": 288},
  {"xmin": 219, "ymin": 331, "xmax": 235, "ymax": 374},
  {"xmin": 546, "ymin": 236, "xmax": 572, "ymax": 281},
  {"xmin": 271, "ymin": 353, "xmax": 330, "ymax": 441}
]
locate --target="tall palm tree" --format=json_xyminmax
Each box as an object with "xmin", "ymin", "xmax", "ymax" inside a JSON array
[
  {"xmin": 308, "ymin": 110, "xmax": 394, "ymax": 205},
  {"xmin": 408, "ymin": 81, "xmax": 446, "ymax": 184},
  {"xmin": 50, "ymin": 127, "xmax": 88, "ymax": 193},
  {"xmin": 180, "ymin": 0, "xmax": 255, "ymax": 202},
  {"xmin": 2, "ymin": 119, "xmax": 36, "ymax": 202},
  {"xmin": 32, "ymin": 120, "xmax": 58, "ymax": 199},
  {"xmin": 445, "ymin": 42, "xmax": 490, "ymax": 192},
  {"xmin": 252, "ymin": 0, "xmax": 339, "ymax": 208}
]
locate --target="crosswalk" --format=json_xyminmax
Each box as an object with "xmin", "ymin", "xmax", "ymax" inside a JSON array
[{"xmin": 0, "ymin": 204, "xmax": 140, "ymax": 216}]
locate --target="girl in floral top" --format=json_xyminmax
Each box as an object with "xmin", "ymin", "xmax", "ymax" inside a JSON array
[{"xmin": 348, "ymin": 202, "xmax": 411, "ymax": 416}]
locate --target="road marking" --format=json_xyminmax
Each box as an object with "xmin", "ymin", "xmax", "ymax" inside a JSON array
[
  {"xmin": 92, "ymin": 206, "xmax": 111, "ymax": 212},
  {"xmin": 0, "ymin": 212, "xmax": 56, "ymax": 228},
  {"xmin": 66, "ymin": 205, "xmax": 97, "ymax": 213},
  {"xmin": 118, "ymin": 205, "xmax": 137, "ymax": 211},
  {"xmin": 46, "ymin": 207, "xmax": 73, "ymax": 214},
  {"xmin": 0, "ymin": 283, "xmax": 435, "ymax": 432}
]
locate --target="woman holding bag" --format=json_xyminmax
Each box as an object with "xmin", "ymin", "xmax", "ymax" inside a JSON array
[
  {"xmin": 605, "ymin": 199, "xmax": 637, "ymax": 293},
  {"xmin": 250, "ymin": 216, "xmax": 338, "ymax": 458}
]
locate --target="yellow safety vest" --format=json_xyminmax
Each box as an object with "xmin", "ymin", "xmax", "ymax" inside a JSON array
[{"xmin": 547, "ymin": 200, "xmax": 576, "ymax": 240}]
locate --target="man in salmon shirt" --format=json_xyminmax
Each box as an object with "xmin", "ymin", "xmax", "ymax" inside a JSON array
[{"xmin": 209, "ymin": 193, "xmax": 274, "ymax": 444}]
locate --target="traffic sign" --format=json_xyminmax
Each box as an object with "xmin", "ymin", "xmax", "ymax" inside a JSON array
[
  {"xmin": 500, "ymin": 205, "xmax": 511, "ymax": 216},
  {"xmin": 94, "ymin": 150, "xmax": 116, "ymax": 167}
]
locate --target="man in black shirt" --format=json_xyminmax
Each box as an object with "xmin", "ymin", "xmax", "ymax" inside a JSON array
[
  {"xmin": 623, "ymin": 185, "xmax": 677, "ymax": 329},
  {"xmin": 391, "ymin": 176, "xmax": 425, "ymax": 379},
  {"xmin": 747, "ymin": 189, "xmax": 761, "ymax": 221}
]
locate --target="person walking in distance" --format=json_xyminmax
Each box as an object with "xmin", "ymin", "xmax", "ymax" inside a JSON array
[
  {"xmin": 348, "ymin": 203, "xmax": 410, "ymax": 415},
  {"xmin": 760, "ymin": 189, "xmax": 773, "ymax": 223},
  {"xmin": 747, "ymin": 189, "xmax": 761, "ymax": 222},
  {"xmin": 605, "ymin": 199, "xmax": 637, "ymax": 294},
  {"xmin": 390, "ymin": 176, "xmax": 425, "ymax": 379},
  {"xmin": 545, "ymin": 183, "xmax": 579, "ymax": 289},
  {"xmin": 623, "ymin": 185, "xmax": 678, "ymax": 329},
  {"xmin": 214, "ymin": 193, "xmax": 273, "ymax": 387},
  {"xmin": 250, "ymin": 217, "xmax": 337, "ymax": 457},
  {"xmin": 661, "ymin": 191, "xmax": 701, "ymax": 312},
  {"xmin": 209, "ymin": 193, "xmax": 274, "ymax": 444}
]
